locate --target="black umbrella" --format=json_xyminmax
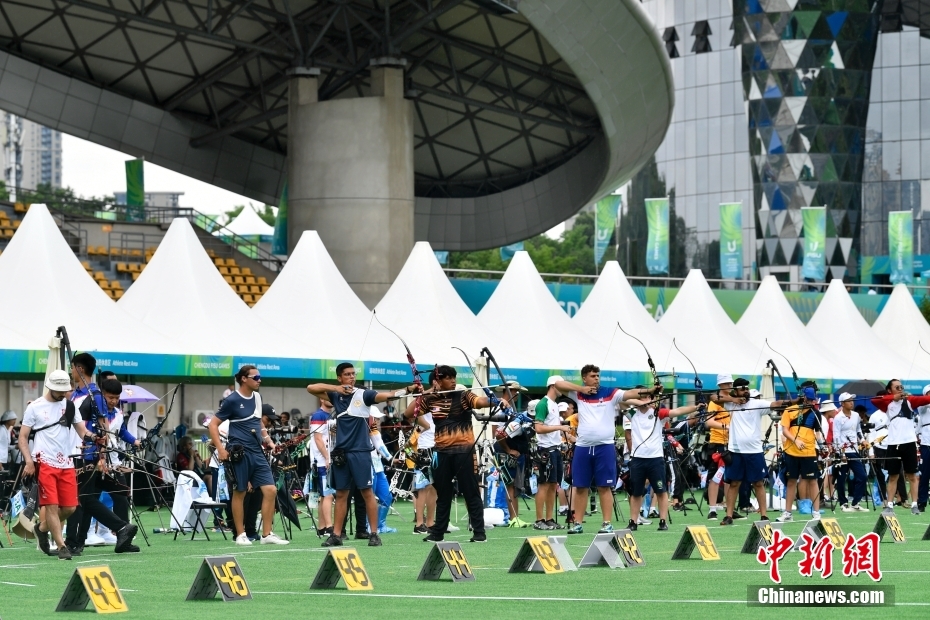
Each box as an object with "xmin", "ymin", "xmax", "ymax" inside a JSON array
[
  {"xmin": 276, "ymin": 483, "xmax": 302, "ymax": 531},
  {"xmin": 835, "ymin": 380, "xmax": 885, "ymax": 397}
]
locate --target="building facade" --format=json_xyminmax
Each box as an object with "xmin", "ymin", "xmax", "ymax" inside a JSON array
[
  {"xmin": 2, "ymin": 113, "xmax": 62, "ymax": 193},
  {"xmin": 639, "ymin": 0, "xmax": 929, "ymax": 286}
]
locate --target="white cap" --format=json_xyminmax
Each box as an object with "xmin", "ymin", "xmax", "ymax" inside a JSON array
[
  {"xmin": 547, "ymin": 375, "xmax": 564, "ymax": 387},
  {"xmin": 923, "ymin": 385, "xmax": 930, "ymax": 396},
  {"xmin": 838, "ymin": 392, "xmax": 856, "ymax": 403},
  {"xmin": 749, "ymin": 389, "xmax": 760, "ymax": 398},
  {"xmin": 369, "ymin": 405, "xmax": 384, "ymax": 419},
  {"xmin": 819, "ymin": 400, "xmax": 837, "ymax": 413},
  {"xmin": 716, "ymin": 373, "xmax": 733, "ymax": 386},
  {"xmin": 557, "ymin": 402, "xmax": 569, "ymax": 412},
  {"xmin": 526, "ymin": 399, "xmax": 540, "ymax": 414},
  {"xmin": 45, "ymin": 369, "xmax": 71, "ymax": 392},
  {"xmin": 0, "ymin": 410, "xmax": 16, "ymax": 423}
]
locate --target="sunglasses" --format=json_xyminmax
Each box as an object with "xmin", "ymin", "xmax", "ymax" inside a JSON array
[{"xmin": 248, "ymin": 374, "xmax": 262, "ymax": 382}]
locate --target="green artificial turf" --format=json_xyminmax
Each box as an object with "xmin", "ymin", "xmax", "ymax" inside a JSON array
[{"xmin": 2, "ymin": 499, "xmax": 929, "ymax": 619}]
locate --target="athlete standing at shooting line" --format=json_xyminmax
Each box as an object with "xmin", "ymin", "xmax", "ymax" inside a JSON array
[
  {"xmin": 833, "ymin": 392, "xmax": 869, "ymax": 512},
  {"xmin": 416, "ymin": 365, "xmax": 503, "ymax": 543},
  {"xmin": 18, "ymin": 370, "xmax": 98, "ymax": 560},
  {"xmin": 209, "ymin": 365, "xmax": 289, "ymax": 546},
  {"xmin": 552, "ymin": 366, "xmax": 659, "ymax": 534},
  {"xmin": 703, "ymin": 374, "xmax": 734, "ymax": 521},
  {"xmin": 917, "ymin": 385, "xmax": 930, "ymax": 512},
  {"xmin": 871, "ymin": 379, "xmax": 930, "ymax": 515},
  {"xmin": 776, "ymin": 387, "xmax": 825, "ymax": 522},
  {"xmin": 307, "ymin": 362, "xmax": 420, "ymax": 548},
  {"xmin": 532, "ymin": 377, "xmax": 574, "ymax": 530}
]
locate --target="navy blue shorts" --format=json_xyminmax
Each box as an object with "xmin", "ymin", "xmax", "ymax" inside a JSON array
[
  {"xmin": 228, "ymin": 449, "xmax": 275, "ymax": 492},
  {"xmin": 331, "ymin": 451, "xmax": 373, "ymax": 491},
  {"xmin": 629, "ymin": 456, "xmax": 666, "ymax": 496},
  {"xmin": 783, "ymin": 454, "xmax": 818, "ymax": 479},
  {"xmin": 723, "ymin": 452, "xmax": 767, "ymax": 484},
  {"xmin": 540, "ymin": 449, "xmax": 563, "ymax": 484},
  {"xmin": 571, "ymin": 444, "xmax": 616, "ymax": 488}
]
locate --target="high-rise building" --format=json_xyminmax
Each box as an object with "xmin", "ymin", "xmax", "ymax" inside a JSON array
[
  {"xmin": 1, "ymin": 113, "xmax": 62, "ymax": 193},
  {"xmin": 638, "ymin": 0, "xmax": 929, "ymax": 286}
]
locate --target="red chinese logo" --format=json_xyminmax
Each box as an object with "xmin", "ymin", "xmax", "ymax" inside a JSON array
[
  {"xmin": 797, "ymin": 533, "xmax": 834, "ymax": 579},
  {"xmin": 756, "ymin": 529, "xmax": 793, "ymax": 583},
  {"xmin": 841, "ymin": 532, "xmax": 882, "ymax": 582}
]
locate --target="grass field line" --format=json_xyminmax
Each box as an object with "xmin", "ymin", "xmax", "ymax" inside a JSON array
[
  {"xmin": 253, "ymin": 591, "xmax": 750, "ymax": 604},
  {"xmin": 0, "ymin": 581, "xmax": 34, "ymax": 587},
  {"xmin": 0, "ymin": 564, "xmax": 39, "ymax": 569}
]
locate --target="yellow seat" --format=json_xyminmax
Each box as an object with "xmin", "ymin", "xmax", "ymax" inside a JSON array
[
  {"xmin": 242, "ymin": 294, "xmax": 254, "ymax": 303},
  {"xmin": 233, "ymin": 276, "xmax": 245, "ymax": 285},
  {"xmin": 236, "ymin": 284, "xmax": 249, "ymax": 293},
  {"xmin": 93, "ymin": 271, "xmax": 106, "ymax": 281},
  {"xmin": 115, "ymin": 262, "xmax": 127, "ymax": 272},
  {"xmin": 206, "ymin": 249, "xmax": 215, "ymax": 257},
  {"xmin": 14, "ymin": 202, "xmax": 28, "ymax": 213},
  {"xmin": 260, "ymin": 285, "xmax": 270, "ymax": 293},
  {"xmin": 12, "ymin": 220, "xmax": 20, "ymax": 229},
  {"xmin": 132, "ymin": 272, "xmax": 141, "ymax": 281},
  {"xmin": 129, "ymin": 263, "xmax": 141, "ymax": 273},
  {"xmin": 240, "ymin": 267, "xmax": 252, "ymax": 276},
  {"xmin": 112, "ymin": 289, "xmax": 124, "ymax": 300},
  {"xmin": 130, "ymin": 249, "xmax": 142, "ymax": 258},
  {"xmin": 99, "ymin": 280, "xmax": 111, "ymax": 290},
  {"xmin": 226, "ymin": 257, "xmax": 238, "ymax": 266},
  {"xmin": 110, "ymin": 281, "xmax": 123, "ymax": 290},
  {"xmin": 249, "ymin": 285, "xmax": 260, "ymax": 294},
  {"xmin": 244, "ymin": 276, "xmax": 256, "ymax": 285},
  {"xmin": 256, "ymin": 276, "xmax": 268, "ymax": 286},
  {"xmin": 229, "ymin": 267, "xmax": 241, "ymax": 276},
  {"xmin": 223, "ymin": 275, "xmax": 234, "ymax": 284},
  {"xmin": 218, "ymin": 266, "xmax": 229, "ymax": 275},
  {"xmin": 81, "ymin": 261, "xmax": 91, "ymax": 269}
]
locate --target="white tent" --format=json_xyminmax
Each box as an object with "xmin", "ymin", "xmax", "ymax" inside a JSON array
[
  {"xmin": 221, "ymin": 206, "xmax": 274, "ymax": 239},
  {"xmin": 806, "ymin": 279, "xmax": 930, "ymax": 381},
  {"xmin": 119, "ymin": 218, "xmax": 295, "ymax": 358},
  {"xmin": 659, "ymin": 269, "xmax": 764, "ymax": 377},
  {"xmin": 572, "ymin": 261, "xmax": 674, "ymax": 373},
  {"xmin": 872, "ymin": 284, "xmax": 930, "ymax": 374},
  {"xmin": 375, "ymin": 241, "xmax": 499, "ymax": 371},
  {"xmin": 477, "ymin": 251, "xmax": 600, "ymax": 373},
  {"xmin": 0, "ymin": 204, "xmax": 181, "ymax": 354},
  {"xmin": 737, "ymin": 275, "xmax": 856, "ymax": 383},
  {"xmin": 253, "ymin": 231, "xmax": 446, "ymax": 369}
]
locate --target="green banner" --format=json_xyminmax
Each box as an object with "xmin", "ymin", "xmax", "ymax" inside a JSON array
[
  {"xmin": 719, "ymin": 202, "xmax": 742, "ymax": 279},
  {"xmin": 594, "ymin": 194, "xmax": 621, "ymax": 266},
  {"xmin": 801, "ymin": 207, "xmax": 826, "ymax": 280},
  {"xmin": 272, "ymin": 181, "xmax": 288, "ymax": 255},
  {"xmin": 125, "ymin": 159, "xmax": 145, "ymax": 221},
  {"xmin": 645, "ymin": 197, "xmax": 669, "ymax": 275},
  {"xmin": 888, "ymin": 210, "xmax": 913, "ymax": 284}
]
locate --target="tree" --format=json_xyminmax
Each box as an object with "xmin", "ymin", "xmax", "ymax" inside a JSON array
[
  {"xmin": 920, "ymin": 296, "xmax": 930, "ymax": 325},
  {"xmin": 0, "ymin": 181, "xmax": 8, "ymax": 202},
  {"xmin": 19, "ymin": 184, "xmax": 112, "ymax": 215},
  {"xmin": 224, "ymin": 204, "xmax": 276, "ymax": 226}
]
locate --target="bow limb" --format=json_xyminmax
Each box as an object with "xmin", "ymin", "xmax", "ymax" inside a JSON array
[
  {"xmin": 617, "ymin": 322, "xmax": 661, "ymax": 392},
  {"xmin": 765, "ymin": 339, "xmax": 799, "ymax": 396},
  {"xmin": 480, "ymin": 347, "xmax": 515, "ymax": 414},
  {"xmin": 672, "ymin": 338, "xmax": 705, "ymax": 406},
  {"xmin": 373, "ymin": 309, "xmax": 424, "ymax": 392}
]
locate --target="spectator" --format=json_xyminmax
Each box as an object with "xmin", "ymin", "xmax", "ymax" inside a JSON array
[{"xmin": 176, "ymin": 436, "xmax": 212, "ymax": 493}]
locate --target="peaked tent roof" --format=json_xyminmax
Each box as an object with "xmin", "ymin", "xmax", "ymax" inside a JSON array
[
  {"xmin": 806, "ymin": 279, "xmax": 930, "ymax": 381},
  {"xmin": 0, "ymin": 204, "xmax": 181, "ymax": 354},
  {"xmin": 222, "ymin": 205, "xmax": 274, "ymax": 238},
  {"xmin": 252, "ymin": 231, "xmax": 442, "ymax": 366},
  {"xmin": 477, "ymin": 251, "xmax": 599, "ymax": 372},
  {"xmin": 659, "ymin": 270, "xmax": 764, "ymax": 377},
  {"xmin": 119, "ymin": 218, "xmax": 294, "ymax": 357},
  {"xmin": 737, "ymin": 275, "xmax": 856, "ymax": 382},
  {"xmin": 375, "ymin": 241, "xmax": 498, "ymax": 369},
  {"xmin": 572, "ymin": 261, "xmax": 674, "ymax": 373},
  {"xmin": 872, "ymin": 284, "xmax": 930, "ymax": 374}
]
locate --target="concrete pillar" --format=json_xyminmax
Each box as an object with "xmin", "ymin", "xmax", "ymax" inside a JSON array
[{"xmin": 287, "ymin": 62, "xmax": 415, "ymax": 308}]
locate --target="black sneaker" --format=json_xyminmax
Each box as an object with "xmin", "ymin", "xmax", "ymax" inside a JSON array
[
  {"xmin": 658, "ymin": 519, "xmax": 668, "ymax": 531},
  {"xmin": 114, "ymin": 523, "xmax": 138, "ymax": 553},
  {"xmin": 321, "ymin": 534, "xmax": 343, "ymax": 547},
  {"xmin": 545, "ymin": 519, "xmax": 563, "ymax": 530},
  {"xmin": 423, "ymin": 532, "xmax": 444, "ymax": 542},
  {"xmin": 67, "ymin": 544, "xmax": 83, "ymax": 557},
  {"xmin": 368, "ymin": 533, "xmax": 382, "ymax": 547},
  {"xmin": 354, "ymin": 531, "xmax": 370, "ymax": 540},
  {"xmin": 469, "ymin": 534, "xmax": 487, "ymax": 543},
  {"xmin": 707, "ymin": 511, "xmax": 717, "ymax": 520},
  {"xmin": 120, "ymin": 544, "xmax": 140, "ymax": 553},
  {"xmin": 672, "ymin": 504, "xmax": 684, "ymax": 511},
  {"xmin": 338, "ymin": 532, "xmax": 348, "ymax": 541},
  {"xmin": 627, "ymin": 519, "xmax": 638, "ymax": 532},
  {"xmin": 532, "ymin": 520, "xmax": 550, "ymax": 530},
  {"xmin": 57, "ymin": 546, "xmax": 72, "ymax": 561},
  {"xmin": 35, "ymin": 527, "xmax": 50, "ymax": 555},
  {"xmin": 732, "ymin": 511, "xmax": 747, "ymax": 520},
  {"xmin": 720, "ymin": 516, "xmax": 734, "ymax": 526},
  {"xmin": 758, "ymin": 515, "xmax": 770, "ymax": 522},
  {"xmin": 413, "ymin": 524, "xmax": 428, "ymax": 534}
]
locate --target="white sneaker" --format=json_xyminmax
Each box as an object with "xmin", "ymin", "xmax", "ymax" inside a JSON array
[
  {"xmin": 101, "ymin": 530, "xmax": 118, "ymax": 545},
  {"xmin": 85, "ymin": 531, "xmax": 107, "ymax": 547},
  {"xmin": 637, "ymin": 516, "xmax": 652, "ymax": 526},
  {"xmin": 841, "ymin": 503, "xmax": 854, "ymax": 512},
  {"xmin": 852, "ymin": 504, "xmax": 869, "ymax": 512},
  {"xmin": 776, "ymin": 511, "xmax": 793, "ymax": 523},
  {"xmin": 648, "ymin": 508, "xmax": 659, "ymax": 519},
  {"xmin": 235, "ymin": 533, "xmax": 252, "ymax": 546},
  {"xmin": 446, "ymin": 524, "xmax": 460, "ymax": 532},
  {"xmin": 811, "ymin": 510, "xmax": 822, "ymax": 520},
  {"xmin": 260, "ymin": 532, "xmax": 289, "ymax": 545}
]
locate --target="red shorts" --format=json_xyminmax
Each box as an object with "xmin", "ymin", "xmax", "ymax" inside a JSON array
[{"xmin": 38, "ymin": 464, "xmax": 78, "ymax": 507}]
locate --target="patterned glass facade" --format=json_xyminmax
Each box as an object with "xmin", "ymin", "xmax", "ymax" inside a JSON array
[{"xmin": 640, "ymin": 0, "xmax": 930, "ymax": 284}]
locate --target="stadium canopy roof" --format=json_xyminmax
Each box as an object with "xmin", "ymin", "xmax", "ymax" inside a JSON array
[{"xmin": 0, "ymin": 0, "xmax": 673, "ymax": 250}]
